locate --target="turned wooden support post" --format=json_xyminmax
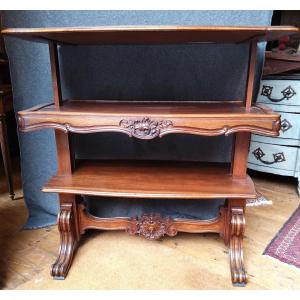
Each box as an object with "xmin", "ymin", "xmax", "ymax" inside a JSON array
[{"xmin": 48, "ymin": 41, "xmax": 79, "ymax": 279}]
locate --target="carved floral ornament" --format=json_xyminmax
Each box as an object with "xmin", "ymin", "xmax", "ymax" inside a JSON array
[
  {"xmin": 119, "ymin": 117, "xmax": 173, "ymax": 140},
  {"xmin": 127, "ymin": 214, "xmax": 177, "ymax": 240}
]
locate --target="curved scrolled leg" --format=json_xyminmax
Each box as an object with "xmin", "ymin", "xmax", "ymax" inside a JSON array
[
  {"xmin": 51, "ymin": 203, "xmax": 78, "ymax": 279},
  {"xmin": 229, "ymin": 207, "xmax": 247, "ymax": 287}
]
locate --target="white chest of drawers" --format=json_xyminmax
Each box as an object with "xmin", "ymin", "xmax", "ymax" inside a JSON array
[{"xmin": 248, "ymin": 75, "xmax": 300, "ymax": 196}]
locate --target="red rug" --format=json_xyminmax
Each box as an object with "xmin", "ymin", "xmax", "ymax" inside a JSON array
[{"xmin": 264, "ymin": 205, "xmax": 300, "ymax": 269}]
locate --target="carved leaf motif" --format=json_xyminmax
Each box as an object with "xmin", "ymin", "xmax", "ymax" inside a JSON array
[
  {"xmin": 127, "ymin": 214, "xmax": 177, "ymax": 240},
  {"xmin": 119, "ymin": 117, "xmax": 173, "ymax": 139}
]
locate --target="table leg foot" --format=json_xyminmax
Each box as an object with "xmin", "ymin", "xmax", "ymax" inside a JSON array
[
  {"xmin": 229, "ymin": 207, "xmax": 247, "ymax": 286},
  {"xmin": 51, "ymin": 203, "xmax": 78, "ymax": 279}
]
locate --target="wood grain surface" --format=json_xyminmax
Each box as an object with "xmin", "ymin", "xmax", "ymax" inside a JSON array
[
  {"xmin": 17, "ymin": 100, "xmax": 281, "ymax": 137},
  {"xmin": 42, "ymin": 160, "xmax": 256, "ymax": 199},
  {"xmin": 1, "ymin": 163, "xmax": 300, "ymax": 289},
  {"xmin": 1, "ymin": 25, "xmax": 298, "ymax": 44}
]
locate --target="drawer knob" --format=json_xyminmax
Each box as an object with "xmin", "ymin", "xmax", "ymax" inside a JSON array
[
  {"xmin": 280, "ymin": 119, "xmax": 293, "ymax": 132},
  {"xmin": 252, "ymin": 147, "xmax": 286, "ymax": 165},
  {"xmin": 261, "ymin": 85, "xmax": 296, "ymax": 102}
]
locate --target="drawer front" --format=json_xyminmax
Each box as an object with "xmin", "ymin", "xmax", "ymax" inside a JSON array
[
  {"xmin": 270, "ymin": 111, "xmax": 299, "ymax": 140},
  {"xmin": 251, "ymin": 135, "xmax": 300, "ymax": 147},
  {"xmin": 248, "ymin": 142, "xmax": 298, "ymax": 171},
  {"xmin": 258, "ymin": 102, "xmax": 300, "ymax": 113},
  {"xmin": 248, "ymin": 162, "xmax": 296, "ymax": 177},
  {"xmin": 257, "ymin": 79, "xmax": 300, "ymax": 106}
]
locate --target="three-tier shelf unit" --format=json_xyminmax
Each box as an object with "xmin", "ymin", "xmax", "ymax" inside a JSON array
[{"xmin": 2, "ymin": 25, "xmax": 298, "ymax": 286}]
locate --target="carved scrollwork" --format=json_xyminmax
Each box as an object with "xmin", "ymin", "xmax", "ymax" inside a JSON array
[
  {"xmin": 51, "ymin": 203, "xmax": 77, "ymax": 279},
  {"xmin": 127, "ymin": 213, "xmax": 177, "ymax": 240},
  {"xmin": 17, "ymin": 113, "xmax": 280, "ymax": 138},
  {"xmin": 230, "ymin": 208, "xmax": 245, "ymax": 237},
  {"xmin": 229, "ymin": 207, "xmax": 247, "ymax": 286},
  {"xmin": 119, "ymin": 117, "xmax": 173, "ymax": 140}
]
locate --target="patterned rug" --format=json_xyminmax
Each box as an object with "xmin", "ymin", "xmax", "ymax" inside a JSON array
[{"xmin": 264, "ymin": 205, "xmax": 300, "ymax": 269}]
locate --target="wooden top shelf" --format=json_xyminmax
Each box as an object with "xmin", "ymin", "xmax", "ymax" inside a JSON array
[
  {"xmin": 2, "ymin": 26, "xmax": 298, "ymax": 45},
  {"xmin": 43, "ymin": 160, "xmax": 256, "ymax": 199},
  {"xmin": 17, "ymin": 100, "xmax": 280, "ymax": 138}
]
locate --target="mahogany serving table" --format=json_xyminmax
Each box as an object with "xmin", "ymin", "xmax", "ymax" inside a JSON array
[{"xmin": 2, "ymin": 25, "xmax": 298, "ymax": 286}]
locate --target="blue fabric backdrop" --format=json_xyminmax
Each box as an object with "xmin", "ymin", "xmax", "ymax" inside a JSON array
[{"xmin": 1, "ymin": 11, "xmax": 272, "ymax": 228}]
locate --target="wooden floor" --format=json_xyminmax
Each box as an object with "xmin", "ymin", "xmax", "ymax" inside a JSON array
[{"xmin": 0, "ymin": 159, "xmax": 299, "ymax": 289}]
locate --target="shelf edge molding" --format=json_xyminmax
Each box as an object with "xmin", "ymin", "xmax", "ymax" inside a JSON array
[
  {"xmin": 1, "ymin": 25, "xmax": 299, "ymax": 45},
  {"xmin": 17, "ymin": 116, "xmax": 281, "ymax": 138}
]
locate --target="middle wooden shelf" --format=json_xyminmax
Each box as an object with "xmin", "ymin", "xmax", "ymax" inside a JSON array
[
  {"xmin": 17, "ymin": 100, "xmax": 280, "ymax": 139},
  {"xmin": 42, "ymin": 160, "xmax": 256, "ymax": 199}
]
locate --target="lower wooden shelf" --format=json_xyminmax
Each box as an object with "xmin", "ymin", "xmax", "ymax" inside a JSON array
[{"xmin": 43, "ymin": 160, "xmax": 256, "ymax": 199}]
